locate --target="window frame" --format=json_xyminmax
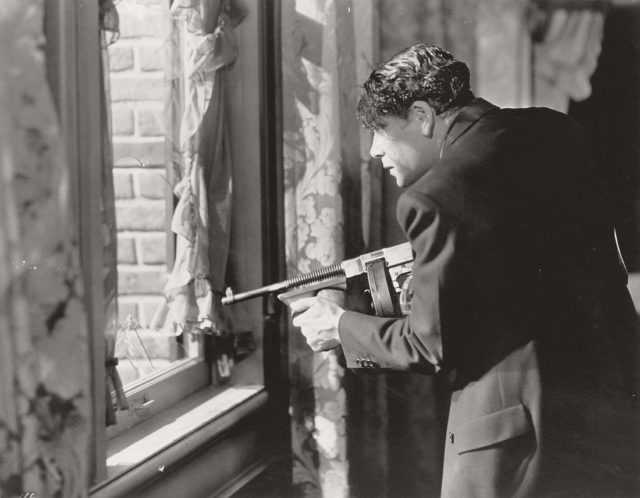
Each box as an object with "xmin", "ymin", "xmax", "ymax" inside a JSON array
[
  {"xmin": 105, "ymin": 357, "xmax": 209, "ymax": 439},
  {"xmin": 45, "ymin": 0, "xmax": 287, "ymax": 492},
  {"xmin": 45, "ymin": 0, "xmax": 108, "ymax": 484}
]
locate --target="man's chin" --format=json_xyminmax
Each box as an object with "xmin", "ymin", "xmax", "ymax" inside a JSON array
[{"xmin": 387, "ymin": 169, "xmax": 405, "ymax": 187}]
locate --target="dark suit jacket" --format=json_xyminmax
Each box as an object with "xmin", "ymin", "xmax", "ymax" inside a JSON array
[{"xmin": 338, "ymin": 99, "xmax": 640, "ymax": 497}]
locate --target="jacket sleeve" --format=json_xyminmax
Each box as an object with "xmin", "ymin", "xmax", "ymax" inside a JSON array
[{"xmin": 338, "ymin": 189, "xmax": 467, "ymax": 373}]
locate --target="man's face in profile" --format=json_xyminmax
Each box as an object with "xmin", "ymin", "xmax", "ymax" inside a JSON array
[{"xmin": 369, "ymin": 109, "xmax": 436, "ymax": 188}]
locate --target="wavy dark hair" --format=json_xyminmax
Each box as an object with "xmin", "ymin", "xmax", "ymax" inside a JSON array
[{"xmin": 357, "ymin": 44, "xmax": 474, "ymax": 130}]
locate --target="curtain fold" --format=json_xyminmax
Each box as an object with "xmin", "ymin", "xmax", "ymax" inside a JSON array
[
  {"xmin": 475, "ymin": 0, "xmax": 532, "ymax": 108},
  {"xmin": 0, "ymin": 1, "xmax": 90, "ymax": 496},
  {"xmin": 475, "ymin": 0, "xmax": 605, "ymax": 111},
  {"xmin": 282, "ymin": 1, "xmax": 347, "ymax": 496},
  {"xmin": 531, "ymin": 6, "xmax": 605, "ymax": 111},
  {"xmin": 282, "ymin": 1, "xmax": 376, "ymax": 496},
  {"xmin": 163, "ymin": 0, "xmax": 245, "ymax": 343}
]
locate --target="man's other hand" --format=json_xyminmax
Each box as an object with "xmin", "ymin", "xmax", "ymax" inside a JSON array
[{"xmin": 290, "ymin": 296, "xmax": 345, "ymax": 351}]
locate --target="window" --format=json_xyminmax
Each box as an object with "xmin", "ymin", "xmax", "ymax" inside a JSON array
[
  {"xmin": 104, "ymin": 1, "xmax": 212, "ymax": 442},
  {"xmin": 45, "ymin": 0, "xmax": 279, "ymax": 491},
  {"xmin": 101, "ymin": 0, "xmax": 267, "ymax": 478},
  {"xmin": 109, "ymin": 0, "xmax": 185, "ymax": 387}
]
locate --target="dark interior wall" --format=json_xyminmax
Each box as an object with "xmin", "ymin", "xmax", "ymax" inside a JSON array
[{"xmin": 569, "ymin": 6, "xmax": 640, "ymax": 272}]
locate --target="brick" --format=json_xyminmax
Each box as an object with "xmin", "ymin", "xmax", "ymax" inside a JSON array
[
  {"xmin": 111, "ymin": 104, "xmax": 134, "ymax": 136},
  {"xmin": 118, "ymin": 3, "xmax": 168, "ymax": 39},
  {"xmin": 137, "ymin": 107, "xmax": 164, "ymax": 136},
  {"xmin": 138, "ymin": 43, "xmax": 165, "ymax": 72},
  {"xmin": 113, "ymin": 138, "xmax": 165, "ymax": 167},
  {"xmin": 108, "ymin": 46, "xmax": 134, "ymax": 72},
  {"xmin": 118, "ymin": 266, "xmax": 168, "ymax": 294},
  {"xmin": 117, "ymin": 299, "xmax": 139, "ymax": 324},
  {"xmin": 117, "ymin": 236, "xmax": 137, "ymax": 264},
  {"xmin": 113, "ymin": 170, "xmax": 134, "ymax": 199},
  {"xmin": 116, "ymin": 199, "xmax": 166, "ymax": 231},
  {"xmin": 139, "ymin": 234, "xmax": 167, "ymax": 264},
  {"xmin": 109, "ymin": 75, "xmax": 164, "ymax": 102},
  {"xmin": 136, "ymin": 169, "xmax": 168, "ymax": 199}
]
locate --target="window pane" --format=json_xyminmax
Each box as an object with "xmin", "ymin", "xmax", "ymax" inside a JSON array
[
  {"xmin": 108, "ymin": 0, "xmax": 188, "ymax": 385},
  {"xmin": 105, "ymin": 0, "xmax": 265, "ymax": 408}
]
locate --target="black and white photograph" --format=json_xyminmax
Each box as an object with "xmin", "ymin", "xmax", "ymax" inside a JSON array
[{"xmin": 1, "ymin": 1, "xmax": 639, "ymax": 497}]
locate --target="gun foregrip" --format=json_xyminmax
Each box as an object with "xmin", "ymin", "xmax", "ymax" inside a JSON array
[{"xmin": 277, "ymin": 275, "xmax": 347, "ymax": 306}]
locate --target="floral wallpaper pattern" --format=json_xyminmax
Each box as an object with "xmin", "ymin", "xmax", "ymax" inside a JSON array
[
  {"xmin": 0, "ymin": 1, "xmax": 90, "ymax": 497},
  {"xmin": 282, "ymin": 1, "xmax": 374, "ymax": 496}
]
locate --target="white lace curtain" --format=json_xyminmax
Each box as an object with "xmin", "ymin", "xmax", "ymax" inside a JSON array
[{"xmin": 162, "ymin": 0, "xmax": 245, "ymax": 337}]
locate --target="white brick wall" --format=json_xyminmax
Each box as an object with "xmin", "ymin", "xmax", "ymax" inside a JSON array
[
  {"xmin": 108, "ymin": 0, "xmax": 170, "ymax": 330},
  {"xmin": 109, "ymin": 46, "xmax": 134, "ymax": 72}
]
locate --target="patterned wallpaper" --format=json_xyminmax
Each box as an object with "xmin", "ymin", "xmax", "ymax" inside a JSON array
[{"xmin": 0, "ymin": 1, "xmax": 91, "ymax": 497}]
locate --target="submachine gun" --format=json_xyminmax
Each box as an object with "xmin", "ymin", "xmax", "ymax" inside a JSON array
[{"xmin": 221, "ymin": 243, "xmax": 414, "ymax": 317}]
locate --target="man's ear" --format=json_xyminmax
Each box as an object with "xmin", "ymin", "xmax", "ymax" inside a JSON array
[{"xmin": 410, "ymin": 100, "xmax": 435, "ymax": 137}]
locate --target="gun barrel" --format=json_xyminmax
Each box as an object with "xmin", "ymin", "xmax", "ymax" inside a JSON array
[
  {"xmin": 222, "ymin": 263, "xmax": 345, "ymax": 305},
  {"xmin": 222, "ymin": 281, "xmax": 289, "ymax": 305}
]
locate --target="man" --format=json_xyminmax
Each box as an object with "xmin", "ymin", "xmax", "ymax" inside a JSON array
[{"xmin": 290, "ymin": 44, "xmax": 639, "ymax": 497}]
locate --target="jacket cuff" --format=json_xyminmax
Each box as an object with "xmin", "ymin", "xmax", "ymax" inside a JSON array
[
  {"xmin": 338, "ymin": 311, "xmax": 379, "ymax": 370},
  {"xmin": 337, "ymin": 312, "xmax": 354, "ymax": 367}
]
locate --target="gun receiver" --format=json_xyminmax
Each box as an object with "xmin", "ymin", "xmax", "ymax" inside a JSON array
[{"xmin": 222, "ymin": 242, "xmax": 414, "ymax": 317}]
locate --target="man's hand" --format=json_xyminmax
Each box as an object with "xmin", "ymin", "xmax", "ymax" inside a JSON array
[{"xmin": 290, "ymin": 295, "xmax": 345, "ymax": 352}]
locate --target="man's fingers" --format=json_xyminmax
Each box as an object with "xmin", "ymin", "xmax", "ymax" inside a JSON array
[
  {"xmin": 301, "ymin": 329, "xmax": 325, "ymax": 351},
  {"xmin": 288, "ymin": 297, "xmax": 317, "ymax": 313},
  {"xmin": 289, "ymin": 296, "xmax": 342, "ymax": 352},
  {"xmin": 292, "ymin": 310, "xmax": 315, "ymax": 328}
]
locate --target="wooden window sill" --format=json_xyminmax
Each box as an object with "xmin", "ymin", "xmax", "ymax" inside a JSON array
[{"xmin": 90, "ymin": 384, "xmax": 267, "ymax": 498}]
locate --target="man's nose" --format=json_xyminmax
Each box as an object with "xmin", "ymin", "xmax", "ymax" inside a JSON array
[{"xmin": 370, "ymin": 134, "xmax": 384, "ymax": 158}]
